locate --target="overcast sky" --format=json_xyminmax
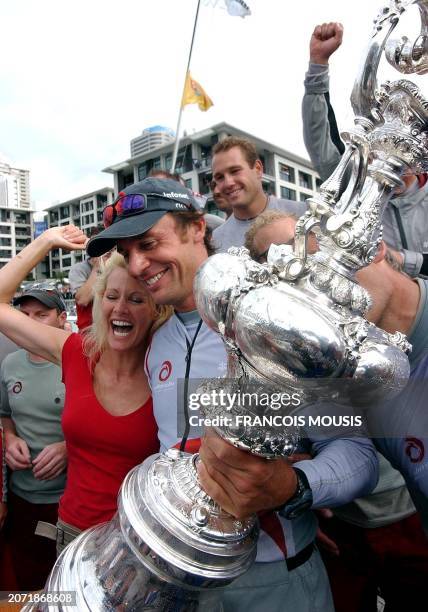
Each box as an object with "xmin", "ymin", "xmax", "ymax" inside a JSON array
[{"xmin": 0, "ymin": 0, "xmax": 423, "ymax": 210}]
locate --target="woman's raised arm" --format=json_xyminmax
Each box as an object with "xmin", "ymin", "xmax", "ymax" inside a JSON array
[{"xmin": 0, "ymin": 225, "xmax": 87, "ymax": 365}]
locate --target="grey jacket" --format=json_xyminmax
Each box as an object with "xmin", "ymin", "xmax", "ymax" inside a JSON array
[{"xmin": 302, "ymin": 63, "xmax": 428, "ymax": 277}]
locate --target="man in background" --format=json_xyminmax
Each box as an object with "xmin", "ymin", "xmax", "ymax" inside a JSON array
[
  {"xmin": 302, "ymin": 21, "xmax": 428, "ymax": 278},
  {"xmin": 211, "ymin": 136, "xmax": 307, "ymax": 252},
  {"xmin": 1, "ymin": 289, "xmax": 67, "ymax": 590}
]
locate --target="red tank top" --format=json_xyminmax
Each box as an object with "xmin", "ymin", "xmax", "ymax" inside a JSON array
[{"xmin": 59, "ymin": 334, "xmax": 159, "ymax": 530}]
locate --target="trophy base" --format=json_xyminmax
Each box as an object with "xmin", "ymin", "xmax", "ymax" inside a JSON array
[{"xmin": 24, "ymin": 451, "xmax": 258, "ymax": 611}]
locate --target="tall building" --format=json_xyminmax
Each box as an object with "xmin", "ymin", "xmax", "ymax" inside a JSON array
[
  {"xmin": 45, "ymin": 187, "xmax": 114, "ymax": 277},
  {"xmin": 0, "ymin": 156, "xmax": 30, "ymax": 209},
  {"xmin": 105, "ymin": 122, "xmax": 321, "ymax": 217},
  {"xmin": 0, "ymin": 155, "xmax": 34, "ymax": 276},
  {"xmin": 130, "ymin": 125, "xmax": 175, "ymax": 157},
  {"xmin": 0, "ymin": 206, "xmax": 34, "ymax": 275}
]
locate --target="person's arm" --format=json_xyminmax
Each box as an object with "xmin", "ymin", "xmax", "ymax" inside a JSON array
[
  {"xmin": 382, "ymin": 200, "xmax": 426, "ymax": 277},
  {"xmin": 32, "ymin": 441, "xmax": 67, "ymax": 481},
  {"xmin": 2, "ymin": 416, "xmax": 31, "ymax": 471},
  {"xmin": 0, "ymin": 424, "xmax": 7, "ymax": 528},
  {"xmin": 0, "ymin": 226, "xmax": 86, "ymax": 365},
  {"xmin": 69, "ymin": 259, "xmax": 99, "ymax": 307},
  {"xmin": 293, "ymin": 436, "xmax": 379, "ymax": 508},
  {"xmin": 302, "ymin": 22, "xmax": 344, "ymax": 182},
  {"xmin": 0, "ymin": 373, "xmax": 31, "ymax": 472},
  {"xmin": 198, "ymin": 431, "xmax": 378, "ymax": 518}
]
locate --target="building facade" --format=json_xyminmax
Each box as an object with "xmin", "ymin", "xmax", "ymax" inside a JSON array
[
  {"xmin": 0, "ymin": 206, "xmax": 34, "ymax": 274},
  {"xmin": 130, "ymin": 125, "xmax": 175, "ymax": 158},
  {"xmin": 105, "ymin": 122, "xmax": 321, "ymax": 217},
  {"xmin": 45, "ymin": 187, "xmax": 114, "ymax": 277},
  {"xmin": 0, "ymin": 158, "xmax": 30, "ymax": 210},
  {"xmin": 0, "ymin": 156, "xmax": 34, "ymax": 276}
]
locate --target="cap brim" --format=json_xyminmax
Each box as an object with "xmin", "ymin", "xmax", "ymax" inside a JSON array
[
  {"xmin": 87, "ymin": 210, "xmax": 167, "ymax": 257},
  {"xmin": 14, "ymin": 291, "xmax": 65, "ymax": 311}
]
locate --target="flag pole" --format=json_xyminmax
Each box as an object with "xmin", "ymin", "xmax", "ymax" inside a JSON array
[{"xmin": 171, "ymin": 0, "xmax": 201, "ymax": 173}]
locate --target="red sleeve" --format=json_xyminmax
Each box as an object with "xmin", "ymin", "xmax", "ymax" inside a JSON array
[
  {"xmin": 0, "ymin": 425, "xmax": 6, "ymax": 502},
  {"xmin": 61, "ymin": 333, "xmax": 83, "ymax": 384}
]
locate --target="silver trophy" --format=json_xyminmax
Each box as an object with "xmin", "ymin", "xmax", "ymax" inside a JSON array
[{"xmin": 27, "ymin": 2, "xmax": 428, "ymax": 610}]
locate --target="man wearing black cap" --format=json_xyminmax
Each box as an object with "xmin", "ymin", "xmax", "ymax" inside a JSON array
[
  {"xmin": 0, "ymin": 289, "xmax": 68, "ymax": 590},
  {"xmin": 88, "ymin": 178, "xmax": 220, "ymax": 451},
  {"xmin": 87, "ymin": 177, "xmax": 379, "ymax": 612}
]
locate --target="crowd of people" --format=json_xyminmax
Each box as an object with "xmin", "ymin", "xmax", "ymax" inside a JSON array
[{"xmin": 0, "ymin": 20, "xmax": 427, "ymax": 612}]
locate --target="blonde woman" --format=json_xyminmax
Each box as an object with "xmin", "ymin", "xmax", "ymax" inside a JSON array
[{"xmin": 0, "ymin": 225, "xmax": 171, "ymax": 552}]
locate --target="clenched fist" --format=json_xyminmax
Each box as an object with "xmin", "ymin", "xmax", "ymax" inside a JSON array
[{"xmin": 310, "ymin": 22, "xmax": 343, "ymax": 65}]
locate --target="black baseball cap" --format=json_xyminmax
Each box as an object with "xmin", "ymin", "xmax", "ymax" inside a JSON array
[
  {"xmin": 14, "ymin": 289, "xmax": 67, "ymax": 312},
  {"xmin": 87, "ymin": 178, "xmax": 199, "ymax": 257}
]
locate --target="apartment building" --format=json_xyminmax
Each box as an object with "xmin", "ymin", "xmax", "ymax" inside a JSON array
[{"xmin": 45, "ymin": 187, "xmax": 114, "ymax": 277}]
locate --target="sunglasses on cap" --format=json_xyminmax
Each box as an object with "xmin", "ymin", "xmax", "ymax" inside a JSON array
[{"xmin": 102, "ymin": 192, "xmax": 193, "ymax": 228}]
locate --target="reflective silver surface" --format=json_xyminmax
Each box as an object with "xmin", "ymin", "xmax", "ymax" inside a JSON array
[{"xmin": 25, "ymin": 453, "xmax": 257, "ymax": 611}]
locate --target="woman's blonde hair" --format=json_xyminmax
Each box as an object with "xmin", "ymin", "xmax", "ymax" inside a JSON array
[{"xmin": 82, "ymin": 251, "xmax": 172, "ymax": 367}]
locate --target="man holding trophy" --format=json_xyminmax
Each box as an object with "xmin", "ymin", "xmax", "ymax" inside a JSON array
[{"xmin": 86, "ymin": 175, "xmax": 378, "ymax": 611}]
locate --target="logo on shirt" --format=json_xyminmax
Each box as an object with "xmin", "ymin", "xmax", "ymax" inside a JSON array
[
  {"xmin": 159, "ymin": 360, "xmax": 172, "ymax": 382},
  {"xmin": 12, "ymin": 381, "xmax": 22, "ymax": 394},
  {"xmin": 405, "ymin": 437, "xmax": 425, "ymax": 463}
]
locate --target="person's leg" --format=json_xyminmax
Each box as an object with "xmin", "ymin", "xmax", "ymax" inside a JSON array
[
  {"xmin": 372, "ymin": 513, "xmax": 428, "ymax": 612},
  {"xmin": 220, "ymin": 547, "xmax": 334, "ymax": 612},
  {"xmin": 317, "ymin": 515, "xmax": 378, "ymax": 612},
  {"xmin": 6, "ymin": 491, "xmax": 58, "ymax": 591}
]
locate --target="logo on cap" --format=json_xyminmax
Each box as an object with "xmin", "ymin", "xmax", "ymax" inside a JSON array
[{"xmin": 162, "ymin": 192, "xmax": 189, "ymax": 200}]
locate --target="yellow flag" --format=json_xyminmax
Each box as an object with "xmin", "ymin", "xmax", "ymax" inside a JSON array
[{"xmin": 181, "ymin": 71, "xmax": 213, "ymax": 111}]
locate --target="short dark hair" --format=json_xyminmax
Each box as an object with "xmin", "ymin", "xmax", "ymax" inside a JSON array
[
  {"xmin": 170, "ymin": 211, "xmax": 215, "ymax": 256},
  {"xmin": 212, "ymin": 136, "xmax": 259, "ymax": 168},
  {"xmin": 149, "ymin": 169, "xmax": 183, "ymax": 184}
]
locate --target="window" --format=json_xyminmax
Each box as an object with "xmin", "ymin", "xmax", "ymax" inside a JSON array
[
  {"xmin": 0, "ymin": 238, "xmax": 11, "ymax": 246},
  {"xmin": 97, "ymin": 194, "xmax": 108, "ymax": 208},
  {"xmin": 280, "ymin": 186, "xmax": 296, "ymax": 201},
  {"xmin": 316, "ymin": 178, "xmax": 323, "ymax": 190},
  {"xmin": 299, "ymin": 171, "xmax": 313, "ymax": 190},
  {"xmin": 279, "ymin": 164, "xmax": 295, "ymax": 183},
  {"xmin": 0, "ymin": 225, "xmax": 11, "ymax": 234},
  {"xmin": 184, "ymin": 179, "xmax": 193, "ymax": 190},
  {"xmin": 175, "ymin": 146, "xmax": 192, "ymax": 173},
  {"xmin": 199, "ymin": 145, "xmax": 212, "ymax": 169},
  {"xmin": 83, "ymin": 214, "xmax": 95, "ymax": 225},
  {"xmin": 138, "ymin": 161, "xmax": 152, "ymax": 180},
  {"xmin": 14, "ymin": 213, "xmax": 30, "ymax": 224},
  {"xmin": 299, "ymin": 193, "xmax": 309, "ymax": 202},
  {"xmin": 262, "ymin": 180, "xmax": 276, "ymax": 195}
]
